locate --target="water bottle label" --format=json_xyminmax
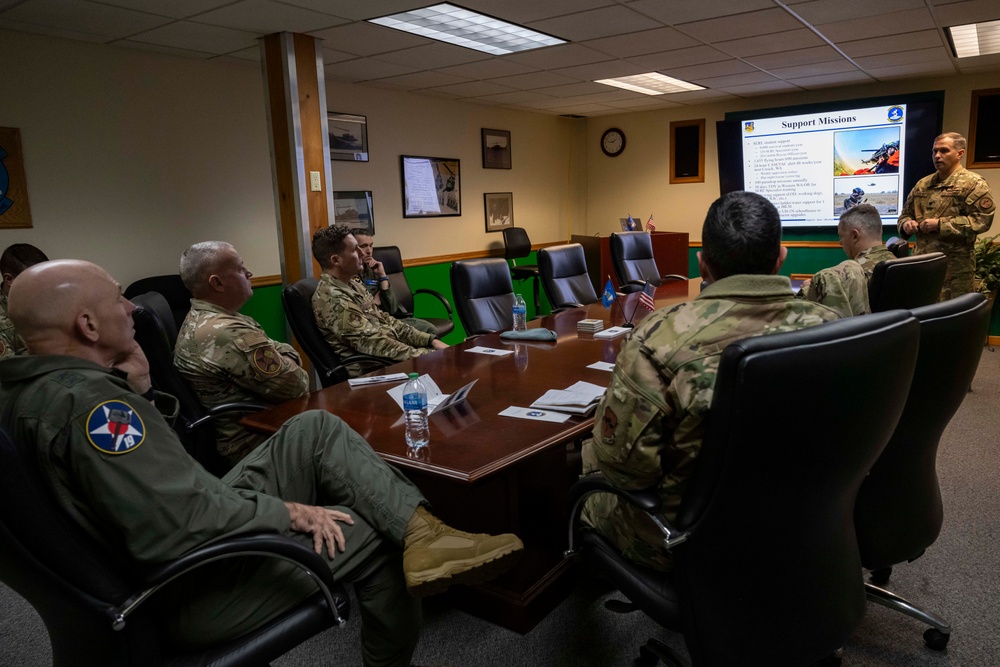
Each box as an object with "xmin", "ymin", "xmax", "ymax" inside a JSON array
[{"xmin": 403, "ymin": 393, "xmax": 427, "ymax": 410}]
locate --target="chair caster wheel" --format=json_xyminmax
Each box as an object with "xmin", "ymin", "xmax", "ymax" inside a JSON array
[
  {"xmin": 869, "ymin": 567, "xmax": 892, "ymax": 586},
  {"xmin": 924, "ymin": 627, "xmax": 950, "ymax": 650}
]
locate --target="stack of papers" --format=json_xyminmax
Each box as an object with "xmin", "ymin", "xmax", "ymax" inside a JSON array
[
  {"xmin": 594, "ymin": 326, "xmax": 631, "ymax": 340},
  {"xmin": 530, "ymin": 380, "xmax": 607, "ymax": 416},
  {"xmin": 577, "ymin": 318, "xmax": 604, "ymax": 334}
]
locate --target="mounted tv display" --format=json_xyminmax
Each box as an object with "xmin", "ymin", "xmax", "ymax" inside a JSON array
[{"xmin": 717, "ymin": 92, "xmax": 943, "ymax": 229}]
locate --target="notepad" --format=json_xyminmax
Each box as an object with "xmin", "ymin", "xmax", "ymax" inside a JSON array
[{"xmin": 593, "ymin": 326, "xmax": 631, "ymax": 339}]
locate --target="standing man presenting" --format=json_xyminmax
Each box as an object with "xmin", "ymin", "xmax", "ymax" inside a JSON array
[{"xmin": 898, "ymin": 132, "xmax": 995, "ymax": 300}]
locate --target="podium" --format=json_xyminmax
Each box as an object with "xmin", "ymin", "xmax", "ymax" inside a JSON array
[{"xmin": 572, "ymin": 231, "xmax": 689, "ymax": 295}]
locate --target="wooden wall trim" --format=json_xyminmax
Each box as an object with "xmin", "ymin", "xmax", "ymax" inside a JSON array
[{"xmin": 688, "ymin": 241, "xmax": 914, "ymax": 250}]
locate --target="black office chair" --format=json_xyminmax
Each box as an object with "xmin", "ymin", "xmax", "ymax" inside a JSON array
[
  {"xmin": 372, "ymin": 245, "xmax": 454, "ymax": 337},
  {"xmin": 886, "ymin": 236, "xmax": 910, "ymax": 258},
  {"xmin": 502, "ymin": 227, "xmax": 541, "ymax": 316},
  {"xmin": 855, "ymin": 292, "xmax": 990, "ymax": 651},
  {"xmin": 450, "ymin": 258, "xmax": 516, "ymax": 337},
  {"xmin": 281, "ymin": 278, "xmax": 393, "ymax": 387},
  {"xmin": 0, "ymin": 423, "xmax": 349, "ymax": 667},
  {"xmin": 567, "ymin": 311, "xmax": 920, "ymax": 666},
  {"xmin": 537, "ymin": 243, "xmax": 598, "ymax": 310},
  {"xmin": 610, "ymin": 231, "xmax": 685, "ymax": 293},
  {"xmin": 124, "ymin": 274, "xmax": 192, "ymax": 330},
  {"xmin": 868, "ymin": 252, "xmax": 947, "ymax": 312},
  {"xmin": 131, "ymin": 291, "xmax": 264, "ymax": 477}
]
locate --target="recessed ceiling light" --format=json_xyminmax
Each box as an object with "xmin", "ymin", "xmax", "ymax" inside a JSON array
[
  {"xmin": 368, "ymin": 3, "xmax": 565, "ymax": 56},
  {"xmin": 594, "ymin": 72, "xmax": 705, "ymax": 96},
  {"xmin": 947, "ymin": 20, "xmax": 1000, "ymax": 58}
]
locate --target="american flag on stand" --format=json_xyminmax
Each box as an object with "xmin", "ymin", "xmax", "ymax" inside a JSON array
[
  {"xmin": 646, "ymin": 215, "xmax": 655, "ymax": 232},
  {"xmin": 638, "ymin": 280, "xmax": 655, "ymax": 312}
]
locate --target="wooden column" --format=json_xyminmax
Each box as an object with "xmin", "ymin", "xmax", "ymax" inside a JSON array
[{"xmin": 260, "ymin": 32, "xmax": 333, "ymax": 284}]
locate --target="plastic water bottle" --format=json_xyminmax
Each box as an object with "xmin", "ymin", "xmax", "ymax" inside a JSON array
[
  {"xmin": 513, "ymin": 294, "xmax": 527, "ymax": 331},
  {"xmin": 403, "ymin": 372, "xmax": 429, "ymax": 449}
]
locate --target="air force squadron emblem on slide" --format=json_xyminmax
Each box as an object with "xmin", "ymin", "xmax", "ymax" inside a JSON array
[{"xmin": 87, "ymin": 401, "xmax": 146, "ymax": 454}]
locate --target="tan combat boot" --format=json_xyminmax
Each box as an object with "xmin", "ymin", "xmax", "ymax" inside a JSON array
[{"xmin": 402, "ymin": 506, "xmax": 523, "ymax": 597}]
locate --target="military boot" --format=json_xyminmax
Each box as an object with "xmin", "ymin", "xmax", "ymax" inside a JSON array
[{"xmin": 402, "ymin": 506, "xmax": 523, "ymax": 597}]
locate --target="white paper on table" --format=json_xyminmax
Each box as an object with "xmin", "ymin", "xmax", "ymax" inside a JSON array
[
  {"xmin": 593, "ymin": 326, "xmax": 631, "ymax": 339},
  {"xmin": 531, "ymin": 381, "xmax": 605, "ymax": 408},
  {"xmin": 348, "ymin": 372, "xmax": 409, "ymax": 388},
  {"xmin": 499, "ymin": 406, "xmax": 572, "ymax": 423},
  {"xmin": 466, "ymin": 346, "xmax": 514, "ymax": 356},
  {"xmin": 387, "ymin": 375, "xmax": 477, "ymax": 415},
  {"xmin": 587, "ymin": 361, "xmax": 615, "ymax": 372}
]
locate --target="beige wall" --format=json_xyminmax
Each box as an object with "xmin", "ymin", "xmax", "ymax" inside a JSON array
[{"xmin": 585, "ymin": 73, "xmax": 1000, "ymax": 241}]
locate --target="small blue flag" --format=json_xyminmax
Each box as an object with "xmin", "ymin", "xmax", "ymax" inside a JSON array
[
  {"xmin": 626, "ymin": 214, "xmax": 636, "ymax": 231},
  {"xmin": 601, "ymin": 279, "xmax": 616, "ymax": 309}
]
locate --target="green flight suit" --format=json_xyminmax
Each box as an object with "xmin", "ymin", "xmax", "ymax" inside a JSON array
[
  {"xmin": 583, "ymin": 275, "xmax": 842, "ymax": 570},
  {"xmin": 0, "ymin": 355, "xmax": 423, "ymax": 667}
]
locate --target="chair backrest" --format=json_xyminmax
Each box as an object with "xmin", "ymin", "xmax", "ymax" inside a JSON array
[
  {"xmin": 674, "ymin": 311, "xmax": 920, "ymax": 666},
  {"xmin": 0, "ymin": 425, "xmax": 165, "ymax": 665},
  {"xmin": 537, "ymin": 244, "xmax": 598, "ymax": 308},
  {"xmin": 610, "ymin": 231, "xmax": 662, "ymax": 287},
  {"xmin": 502, "ymin": 227, "xmax": 532, "ymax": 262},
  {"xmin": 886, "ymin": 237, "xmax": 910, "ymax": 258},
  {"xmin": 372, "ymin": 245, "xmax": 415, "ymax": 314},
  {"xmin": 868, "ymin": 251, "xmax": 947, "ymax": 312},
  {"xmin": 855, "ymin": 292, "xmax": 990, "ymax": 570},
  {"xmin": 450, "ymin": 258, "xmax": 515, "ymax": 335},
  {"xmin": 124, "ymin": 274, "xmax": 192, "ymax": 329}
]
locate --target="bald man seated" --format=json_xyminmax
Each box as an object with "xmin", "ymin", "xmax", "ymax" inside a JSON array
[{"xmin": 0, "ymin": 260, "xmax": 523, "ymax": 667}]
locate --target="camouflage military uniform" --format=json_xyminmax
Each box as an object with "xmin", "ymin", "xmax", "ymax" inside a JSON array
[
  {"xmin": 583, "ymin": 275, "xmax": 842, "ymax": 570},
  {"xmin": 312, "ymin": 272, "xmax": 437, "ymax": 377},
  {"xmin": 854, "ymin": 244, "xmax": 897, "ymax": 283},
  {"xmin": 358, "ymin": 264, "xmax": 436, "ymax": 335},
  {"xmin": 174, "ymin": 299, "xmax": 309, "ymax": 463},
  {"xmin": 898, "ymin": 167, "xmax": 995, "ymax": 299},
  {"xmin": 801, "ymin": 259, "xmax": 870, "ymax": 317},
  {"xmin": 0, "ymin": 293, "xmax": 27, "ymax": 358}
]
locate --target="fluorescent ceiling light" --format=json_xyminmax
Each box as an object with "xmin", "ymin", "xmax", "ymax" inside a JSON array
[
  {"xmin": 947, "ymin": 20, "xmax": 1000, "ymax": 58},
  {"xmin": 594, "ymin": 73, "xmax": 705, "ymax": 96},
  {"xmin": 368, "ymin": 4, "xmax": 565, "ymax": 56}
]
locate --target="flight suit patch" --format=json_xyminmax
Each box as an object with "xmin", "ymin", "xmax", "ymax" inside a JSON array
[
  {"xmin": 980, "ymin": 197, "xmax": 993, "ymax": 211},
  {"xmin": 86, "ymin": 401, "xmax": 146, "ymax": 454}
]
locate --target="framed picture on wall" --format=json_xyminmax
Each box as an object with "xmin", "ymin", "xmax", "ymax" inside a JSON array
[
  {"xmin": 484, "ymin": 192, "xmax": 513, "ymax": 232},
  {"xmin": 328, "ymin": 112, "xmax": 369, "ymax": 162},
  {"xmin": 482, "ymin": 129, "xmax": 511, "ymax": 169},
  {"xmin": 401, "ymin": 155, "xmax": 461, "ymax": 217},
  {"xmin": 0, "ymin": 127, "xmax": 33, "ymax": 229},
  {"xmin": 333, "ymin": 191, "xmax": 374, "ymax": 233}
]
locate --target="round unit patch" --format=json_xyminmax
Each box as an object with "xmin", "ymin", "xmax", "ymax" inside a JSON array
[
  {"xmin": 86, "ymin": 401, "xmax": 146, "ymax": 454},
  {"xmin": 253, "ymin": 346, "xmax": 282, "ymax": 375}
]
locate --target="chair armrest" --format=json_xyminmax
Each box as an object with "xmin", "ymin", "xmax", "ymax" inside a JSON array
[
  {"xmin": 661, "ymin": 274, "xmax": 687, "ymax": 282},
  {"xmin": 620, "ymin": 281, "xmax": 645, "ymax": 294},
  {"xmin": 111, "ymin": 532, "xmax": 347, "ymax": 631},
  {"xmin": 188, "ymin": 402, "xmax": 269, "ymax": 431},
  {"xmin": 325, "ymin": 354, "xmax": 395, "ymax": 385},
  {"xmin": 413, "ymin": 288, "xmax": 453, "ymax": 316},
  {"xmin": 565, "ymin": 475, "xmax": 687, "ymax": 558}
]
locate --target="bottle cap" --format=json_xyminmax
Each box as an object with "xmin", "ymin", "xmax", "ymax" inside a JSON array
[{"xmin": 408, "ymin": 372, "xmax": 419, "ymax": 379}]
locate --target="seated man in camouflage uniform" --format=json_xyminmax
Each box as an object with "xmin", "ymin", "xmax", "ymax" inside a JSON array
[
  {"xmin": 0, "ymin": 259, "xmax": 523, "ymax": 667},
  {"xmin": 838, "ymin": 203, "xmax": 896, "ymax": 282},
  {"xmin": 797, "ymin": 258, "xmax": 870, "ymax": 317},
  {"xmin": 174, "ymin": 241, "xmax": 308, "ymax": 464},
  {"xmin": 0, "ymin": 243, "xmax": 48, "ymax": 358},
  {"xmin": 583, "ymin": 192, "xmax": 843, "ymax": 571},
  {"xmin": 312, "ymin": 226, "xmax": 447, "ymax": 377},
  {"xmin": 352, "ymin": 228, "xmax": 436, "ymax": 335}
]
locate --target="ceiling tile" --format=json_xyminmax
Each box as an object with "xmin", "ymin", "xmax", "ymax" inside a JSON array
[
  {"xmin": 789, "ymin": 0, "xmax": 926, "ymax": 25},
  {"xmin": 488, "ymin": 70, "xmax": 581, "ymax": 90},
  {"xmin": 472, "ymin": 89, "xmax": 560, "ymax": 104},
  {"xmin": 546, "ymin": 102, "xmax": 619, "ymax": 114},
  {"xmin": 602, "ymin": 96, "xmax": 686, "ymax": 109},
  {"xmin": 114, "ymin": 39, "xmax": 213, "ymax": 58},
  {"xmin": 505, "ymin": 43, "xmax": 613, "ymax": 69},
  {"xmin": 366, "ymin": 70, "xmax": 471, "ymax": 90},
  {"xmin": 814, "ymin": 8, "xmax": 936, "ymax": 41},
  {"xmin": 935, "ymin": 0, "xmax": 1000, "ymax": 26},
  {"xmin": 309, "ymin": 20, "xmax": 428, "ymax": 56},
  {"xmin": 282, "ymin": 0, "xmax": 424, "ymax": 22},
  {"xmin": 628, "ymin": 45, "xmax": 731, "ymax": 70},
  {"xmin": 129, "ymin": 21, "xmax": 259, "ymax": 54},
  {"xmin": 552, "ymin": 89, "xmax": 649, "ymax": 105},
  {"xmin": 769, "ymin": 59, "xmax": 858, "ymax": 80},
  {"xmin": 2, "ymin": 0, "xmax": 172, "ymax": 39},
  {"xmin": 93, "ymin": 0, "xmax": 233, "ymax": 18},
  {"xmin": 425, "ymin": 80, "xmax": 519, "ymax": 98},
  {"xmin": 677, "ymin": 8, "xmax": 806, "ymax": 42},
  {"xmin": 581, "ymin": 26, "xmax": 702, "ymax": 58},
  {"xmin": 692, "ymin": 70, "xmax": 779, "ymax": 88},
  {"xmin": 324, "ymin": 57, "xmax": 417, "ymax": 82},
  {"xmin": 542, "ymin": 81, "xmax": 615, "ymax": 97},
  {"xmin": 714, "ymin": 28, "xmax": 825, "ymax": 58},
  {"xmin": 318, "ymin": 46, "xmax": 358, "ymax": 65},
  {"xmin": 626, "ymin": 0, "xmax": 775, "ymax": 25},
  {"xmin": 662, "ymin": 59, "xmax": 759, "ymax": 81},
  {"xmin": 718, "ymin": 79, "xmax": 802, "ymax": 95},
  {"xmin": 663, "ymin": 88, "xmax": 738, "ymax": 102},
  {"xmin": 222, "ymin": 46, "xmax": 261, "ymax": 61},
  {"xmin": 192, "ymin": 0, "xmax": 347, "ymax": 34},
  {"xmin": 838, "ymin": 30, "xmax": 944, "ymax": 57},
  {"xmin": 790, "ymin": 71, "xmax": 878, "ymax": 88},
  {"xmin": 436, "ymin": 58, "xmax": 538, "ymax": 80},
  {"xmin": 854, "ymin": 47, "xmax": 955, "ymax": 69},
  {"xmin": 0, "ymin": 17, "xmax": 110, "ymax": 42},
  {"xmin": 865, "ymin": 62, "xmax": 957, "ymax": 78},
  {"xmin": 456, "ymin": 0, "xmax": 616, "ymax": 24},
  {"xmin": 527, "ymin": 5, "xmax": 663, "ymax": 42},
  {"xmin": 550, "ymin": 59, "xmax": 649, "ymax": 81},
  {"xmin": 374, "ymin": 43, "xmax": 491, "ymax": 70},
  {"xmin": 515, "ymin": 97, "xmax": 581, "ymax": 110},
  {"xmin": 744, "ymin": 45, "xmax": 842, "ymax": 69}
]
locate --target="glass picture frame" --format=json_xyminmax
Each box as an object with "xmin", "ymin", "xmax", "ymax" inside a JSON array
[
  {"xmin": 482, "ymin": 128, "xmax": 511, "ymax": 169},
  {"xmin": 484, "ymin": 192, "xmax": 513, "ymax": 232},
  {"xmin": 328, "ymin": 112, "xmax": 369, "ymax": 162},
  {"xmin": 332, "ymin": 190, "xmax": 374, "ymax": 234},
  {"xmin": 401, "ymin": 155, "xmax": 461, "ymax": 218}
]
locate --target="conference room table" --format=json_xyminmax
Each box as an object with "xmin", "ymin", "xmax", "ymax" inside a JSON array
[{"xmin": 243, "ymin": 278, "xmax": 702, "ymax": 633}]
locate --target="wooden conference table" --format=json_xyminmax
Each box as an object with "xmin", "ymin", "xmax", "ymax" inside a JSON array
[{"xmin": 244, "ymin": 278, "xmax": 701, "ymax": 633}]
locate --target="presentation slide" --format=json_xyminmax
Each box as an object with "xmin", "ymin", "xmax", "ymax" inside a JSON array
[{"xmin": 741, "ymin": 104, "xmax": 906, "ymax": 227}]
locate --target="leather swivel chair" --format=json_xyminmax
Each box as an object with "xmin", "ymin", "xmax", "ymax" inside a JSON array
[
  {"xmin": 502, "ymin": 227, "xmax": 541, "ymax": 316},
  {"xmin": 885, "ymin": 236, "xmax": 910, "ymax": 258},
  {"xmin": 855, "ymin": 292, "xmax": 991, "ymax": 651},
  {"xmin": 610, "ymin": 232, "xmax": 685, "ymax": 293},
  {"xmin": 450, "ymin": 258, "xmax": 516, "ymax": 337},
  {"xmin": 131, "ymin": 291, "xmax": 264, "ymax": 477},
  {"xmin": 124, "ymin": 274, "xmax": 192, "ymax": 329},
  {"xmin": 537, "ymin": 243, "xmax": 598, "ymax": 311},
  {"xmin": 868, "ymin": 252, "xmax": 947, "ymax": 312},
  {"xmin": 566, "ymin": 311, "xmax": 920, "ymax": 666},
  {"xmin": 281, "ymin": 278, "xmax": 393, "ymax": 387},
  {"xmin": 0, "ymin": 424, "xmax": 349, "ymax": 667},
  {"xmin": 372, "ymin": 245, "xmax": 454, "ymax": 337}
]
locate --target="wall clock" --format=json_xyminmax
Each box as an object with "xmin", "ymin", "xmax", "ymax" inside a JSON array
[{"xmin": 601, "ymin": 128, "xmax": 626, "ymax": 157}]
